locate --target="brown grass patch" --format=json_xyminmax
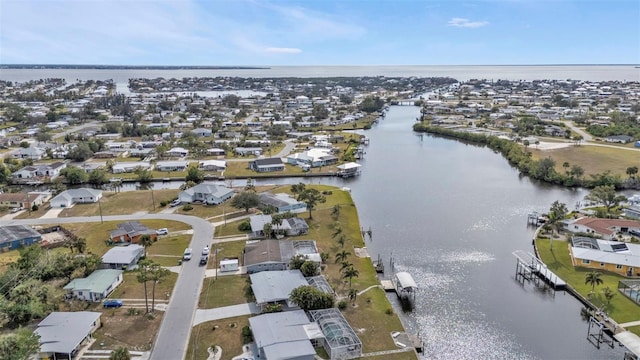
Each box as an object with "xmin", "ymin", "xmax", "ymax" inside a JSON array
[
  {"xmin": 530, "ymin": 145, "xmax": 640, "ymax": 177},
  {"xmin": 90, "ymin": 309, "xmax": 163, "ymax": 351},
  {"xmin": 186, "ymin": 315, "xmax": 250, "ymax": 360}
]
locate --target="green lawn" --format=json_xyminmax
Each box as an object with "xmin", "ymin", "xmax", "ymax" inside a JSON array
[
  {"xmin": 199, "ymin": 275, "xmax": 250, "ymax": 308},
  {"xmin": 536, "ymin": 238, "xmax": 640, "ymax": 335},
  {"xmin": 530, "ymin": 145, "xmax": 640, "ymax": 178},
  {"xmin": 60, "ymin": 189, "xmax": 180, "ymax": 217},
  {"xmin": 186, "ymin": 315, "xmax": 250, "ymax": 360},
  {"xmin": 109, "ymin": 271, "xmax": 178, "ymax": 300},
  {"xmin": 209, "ymin": 240, "xmax": 245, "ymax": 269}
]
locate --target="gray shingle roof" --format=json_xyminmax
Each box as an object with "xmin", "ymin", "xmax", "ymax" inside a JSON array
[
  {"xmin": 248, "ymin": 310, "xmax": 316, "ymax": 359},
  {"xmin": 250, "ymin": 269, "xmax": 308, "ymax": 305}
]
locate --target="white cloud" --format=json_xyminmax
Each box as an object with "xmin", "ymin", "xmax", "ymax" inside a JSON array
[
  {"xmin": 447, "ymin": 17, "xmax": 489, "ymax": 28},
  {"xmin": 265, "ymin": 47, "xmax": 303, "ymax": 54}
]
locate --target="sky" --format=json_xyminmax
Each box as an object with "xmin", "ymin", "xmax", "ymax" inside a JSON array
[{"xmin": 0, "ymin": 0, "xmax": 639, "ymax": 66}]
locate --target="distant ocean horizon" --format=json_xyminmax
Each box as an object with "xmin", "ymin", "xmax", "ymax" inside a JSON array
[{"xmin": 1, "ymin": 65, "xmax": 639, "ymax": 84}]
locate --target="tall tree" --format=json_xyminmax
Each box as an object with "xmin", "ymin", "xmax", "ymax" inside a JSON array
[
  {"xmin": 149, "ymin": 263, "xmax": 170, "ymax": 313},
  {"xmin": 342, "ymin": 266, "xmax": 359, "ymax": 288},
  {"xmin": 297, "ymin": 188, "xmax": 326, "ymax": 220},
  {"xmin": 290, "ymin": 183, "xmax": 306, "ymax": 196},
  {"xmin": 0, "ymin": 328, "xmax": 40, "ymax": 360},
  {"xmin": 185, "ymin": 165, "xmax": 204, "ymax": 184},
  {"xmin": 547, "ymin": 201, "xmax": 568, "ymax": 251},
  {"xmin": 289, "ymin": 285, "xmax": 334, "ymax": 311},
  {"xmin": 585, "ymin": 271, "xmax": 603, "ymax": 296},
  {"xmin": 331, "ymin": 205, "xmax": 341, "ymax": 220},
  {"xmin": 138, "ymin": 234, "xmax": 154, "ymax": 258},
  {"xmin": 626, "ymin": 166, "xmax": 638, "ymax": 179},
  {"xmin": 231, "ymin": 191, "xmax": 260, "ymax": 213},
  {"xmin": 137, "ymin": 259, "xmax": 152, "ymax": 313},
  {"xmin": 334, "ymin": 250, "xmax": 351, "ymax": 264},
  {"xmin": 585, "ymin": 185, "xmax": 627, "ymax": 214}
]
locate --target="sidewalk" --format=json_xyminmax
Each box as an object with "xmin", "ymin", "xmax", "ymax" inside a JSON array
[{"xmin": 193, "ymin": 303, "xmax": 260, "ymax": 326}]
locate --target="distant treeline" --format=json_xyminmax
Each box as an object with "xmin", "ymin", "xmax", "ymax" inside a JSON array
[
  {"xmin": 413, "ymin": 123, "xmax": 635, "ymax": 189},
  {"xmin": 0, "ymin": 65, "xmax": 269, "ymax": 70}
]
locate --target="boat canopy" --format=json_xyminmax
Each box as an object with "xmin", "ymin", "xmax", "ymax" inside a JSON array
[{"xmin": 395, "ymin": 272, "xmax": 418, "ymax": 289}]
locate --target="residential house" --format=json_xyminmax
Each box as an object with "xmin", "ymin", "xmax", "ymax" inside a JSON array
[
  {"xmin": 11, "ymin": 162, "xmax": 67, "ymax": 181},
  {"xmin": 285, "ymin": 148, "xmax": 338, "ymax": 168},
  {"xmin": 206, "ymin": 148, "xmax": 226, "ymax": 157},
  {"xmin": 36, "ymin": 312, "xmax": 102, "ymax": 360},
  {"xmin": 156, "ymin": 160, "xmax": 190, "ymax": 172},
  {"xmin": 281, "ymin": 217, "xmax": 310, "ymax": 236},
  {"xmin": 109, "ymin": 221, "xmax": 157, "ymax": 244},
  {"xmin": 0, "ymin": 225, "xmax": 42, "ymax": 251},
  {"xmin": 605, "ymin": 135, "xmax": 634, "ymax": 144},
  {"xmin": 235, "ymin": 147, "xmax": 263, "ymax": 156},
  {"xmin": 112, "ymin": 161, "xmax": 152, "ymax": 174},
  {"xmin": 63, "ymin": 269, "xmax": 124, "ymax": 301},
  {"xmin": 50, "ymin": 188, "xmax": 102, "ymax": 208},
  {"xmin": 244, "ymin": 239, "xmax": 320, "ymax": 273},
  {"xmin": 308, "ymin": 308, "xmax": 363, "ymax": 360},
  {"xmin": 569, "ymin": 237, "xmax": 640, "ymax": 277},
  {"xmin": 178, "ymin": 183, "xmax": 234, "ymax": 205},
  {"xmin": 198, "ymin": 159, "xmax": 226, "ymax": 171},
  {"xmin": 101, "ymin": 244, "xmax": 145, "ymax": 270},
  {"xmin": 567, "ymin": 217, "xmax": 640, "ymax": 240},
  {"xmin": 166, "ymin": 147, "xmax": 189, "ymax": 157},
  {"xmin": 249, "ymin": 214, "xmax": 274, "ymax": 239},
  {"xmin": 192, "ymin": 128, "xmax": 212, "ymax": 137},
  {"xmin": 12, "ymin": 146, "xmax": 45, "ymax": 160},
  {"xmin": 0, "ymin": 192, "xmax": 49, "ymax": 209},
  {"xmin": 259, "ymin": 193, "xmax": 307, "ymax": 214},
  {"xmin": 250, "ymin": 158, "xmax": 285, "ymax": 173},
  {"xmin": 249, "ymin": 270, "xmax": 308, "ymax": 310},
  {"xmin": 248, "ymin": 310, "xmax": 318, "ymax": 360}
]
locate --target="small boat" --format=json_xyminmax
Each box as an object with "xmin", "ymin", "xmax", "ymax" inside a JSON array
[{"xmin": 392, "ymin": 272, "xmax": 418, "ymax": 310}]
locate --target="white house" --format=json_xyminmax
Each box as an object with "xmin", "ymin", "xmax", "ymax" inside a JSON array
[
  {"xmin": 156, "ymin": 160, "xmax": 190, "ymax": 172},
  {"xmin": 178, "ymin": 183, "xmax": 234, "ymax": 205},
  {"xmin": 198, "ymin": 159, "xmax": 227, "ymax": 171},
  {"xmin": 50, "ymin": 188, "xmax": 103, "ymax": 208},
  {"xmin": 36, "ymin": 312, "xmax": 102, "ymax": 360},
  {"xmin": 63, "ymin": 269, "xmax": 123, "ymax": 302},
  {"xmin": 166, "ymin": 147, "xmax": 189, "ymax": 157},
  {"xmin": 112, "ymin": 161, "xmax": 152, "ymax": 174},
  {"xmin": 12, "ymin": 146, "xmax": 45, "ymax": 160},
  {"xmin": 101, "ymin": 244, "xmax": 145, "ymax": 270}
]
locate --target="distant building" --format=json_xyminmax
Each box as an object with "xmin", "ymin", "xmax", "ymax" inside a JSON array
[
  {"xmin": 250, "ymin": 157, "xmax": 285, "ymax": 173},
  {"xmin": 259, "ymin": 193, "xmax": 307, "ymax": 213},
  {"xmin": 244, "ymin": 239, "xmax": 320, "ymax": 273},
  {"xmin": 109, "ymin": 221, "xmax": 157, "ymax": 244},
  {"xmin": 0, "ymin": 225, "xmax": 42, "ymax": 251},
  {"xmin": 178, "ymin": 183, "xmax": 234, "ymax": 205}
]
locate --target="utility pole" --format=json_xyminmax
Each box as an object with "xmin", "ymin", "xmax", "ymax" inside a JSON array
[
  {"xmin": 151, "ymin": 189, "xmax": 156, "ymax": 210},
  {"xmin": 98, "ymin": 197, "xmax": 104, "ymax": 224}
]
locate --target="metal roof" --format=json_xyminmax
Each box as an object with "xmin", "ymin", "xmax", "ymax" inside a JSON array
[
  {"xmin": 101, "ymin": 244, "xmax": 144, "ymax": 264},
  {"xmin": 394, "ymin": 271, "xmax": 418, "ymax": 289},
  {"xmin": 63, "ymin": 269, "xmax": 123, "ymax": 293},
  {"xmin": 249, "ymin": 269, "xmax": 308, "ymax": 305},
  {"xmin": 249, "ymin": 310, "xmax": 316, "ymax": 360},
  {"xmin": 0, "ymin": 225, "xmax": 41, "ymax": 245},
  {"xmin": 36, "ymin": 312, "xmax": 101, "ymax": 354}
]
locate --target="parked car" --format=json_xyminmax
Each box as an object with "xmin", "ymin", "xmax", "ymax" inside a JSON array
[
  {"xmin": 199, "ymin": 254, "xmax": 208, "ymax": 266},
  {"xmin": 103, "ymin": 299, "xmax": 123, "ymax": 308},
  {"xmin": 156, "ymin": 228, "xmax": 169, "ymax": 235},
  {"xmin": 170, "ymin": 199, "xmax": 181, "ymax": 207},
  {"xmin": 183, "ymin": 248, "xmax": 193, "ymax": 260},
  {"xmin": 202, "ymin": 245, "xmax": 210, "ymax": 256}
]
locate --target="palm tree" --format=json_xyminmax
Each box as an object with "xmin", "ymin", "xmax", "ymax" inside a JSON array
[
  {"xmin": 138, "ymin": 234, "xmax": 154, "ymax": 258},
  {"xmin": 137, "ymin": 259, "xmax": 152, "ymax": 313},
  {"xmin": 336, "ymin": 234, "xmax": 347, "ymax": 248},
  {"xmin": 585, "ymin": 271, "xmax": 603, "ymax": 296},
  {"xmin": 109, "ymin": 346, "xmax": 131, "ymax": 360},
  {"xmin": 149, "ymin": 263, "xmax": 170, "ymax": 313},
  {"xmin": 334, "ymin": 250, "xmax": 351, "ymax": 264},
  {"xmin": 331, "ymin": 225, "xmax": 343, "ymax": 239},
  {"xmin": 331, "ymin": 205, "xmax": 341, "ymax": 220},
  {"xmin": 340, "ymin": 261, "xmax": 352, "ymax": 274},
  {"xmin": 348, "ymin": 288, "xmax": 358, "ymax": 303},
  {"xmin": 271, "ymin": 216, "xmax": 283, "ymax": 237},
  {"xmin": 343, "ymin": 266, "xmax": 359, "ymax": 288}
]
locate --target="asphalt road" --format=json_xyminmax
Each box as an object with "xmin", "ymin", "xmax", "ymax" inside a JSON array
[{"xmin": 0, "ymin": 213, "xmax": 214, "ymax": 360}]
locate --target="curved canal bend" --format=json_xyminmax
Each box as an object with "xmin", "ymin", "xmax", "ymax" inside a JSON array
[
  {"xmin": 80, "ymin": 106, "xmax": 625, "ymax": 359},
  {"xmin": 318, "ymin": 106, "xmax": 624, "ymax": 359}
]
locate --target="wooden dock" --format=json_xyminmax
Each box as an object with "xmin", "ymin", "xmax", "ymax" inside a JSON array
[
  {"xmin": 381, "ymin": 280, "xmax": 394, "ymax": 291},
  {"xmin": 513, "ymin": 250, "xmax": 566, "ymax": 290}
]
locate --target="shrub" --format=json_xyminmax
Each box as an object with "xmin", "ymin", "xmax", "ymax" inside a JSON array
[
  {"xmin": 160, "ymin": 200, "xmax": 168, "ymax": 207},
  {"xmin": 385, "ymin": 308, "xmax": 393, "ymax": 315},
  {"xmin": 182, "ymin": 204, "xmax": 193, "ymax": 211},
  {"xmin": 337, "ymin": 301, "xmax": 347, "ymax": 310},
  {"xmin": 238, "ymin": 220, "xmax": 251, "ymax": 232},
  {"xmin": 31, "ymin": 204, "xmax": 39, "ymax": 211}
]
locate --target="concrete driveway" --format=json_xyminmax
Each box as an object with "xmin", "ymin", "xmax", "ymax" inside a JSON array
[{"xmin": 193, "ymin": 303, "xmax": 259, "ymax": 326}]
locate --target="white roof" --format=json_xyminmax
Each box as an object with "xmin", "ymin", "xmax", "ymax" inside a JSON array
[
  {"xmin": 36, "ymin": 312, "xmax": 101, "ymax": 354},
  {"xmin": 250, "ymin": 270, "xmax": 308, "ymax": 305},
  {"xmin": 394, "ymin": 271, "xmax": 418, "ymax": 289},
  {"xmin": 102, "ymin": 244, "xmax": 144, "ymax": 264},
  {"xmin": 337, "ymin": 162, "xmax": 361, "ymax": 170},
  {"xmin": 615, "ymin": 331, "xmax": 640, "ymax": 356}
]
